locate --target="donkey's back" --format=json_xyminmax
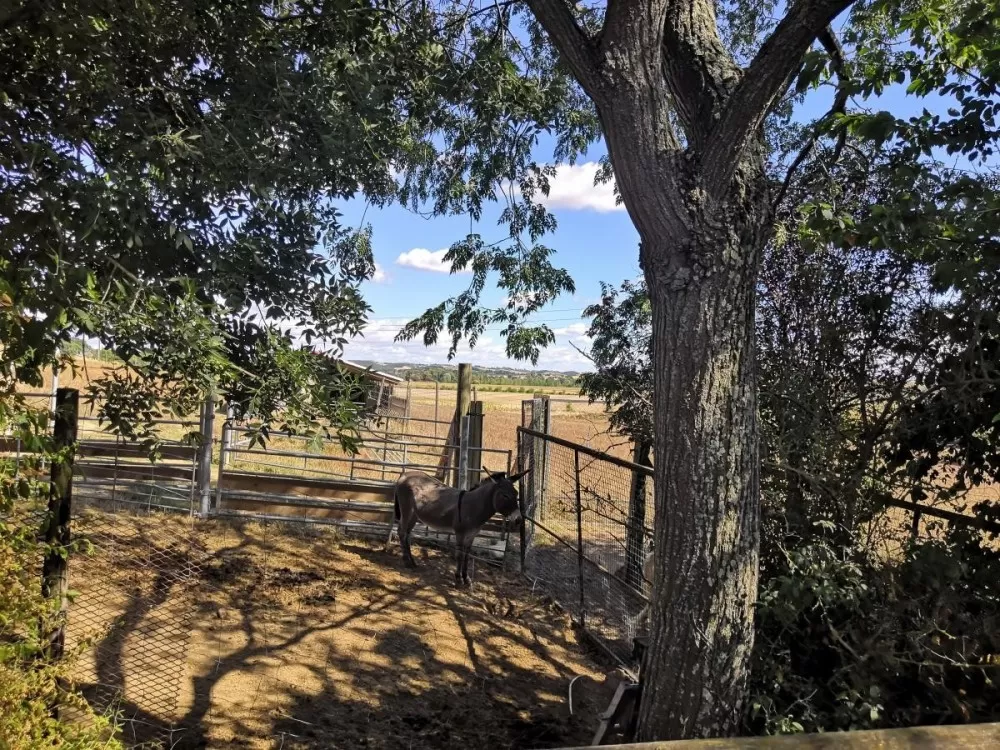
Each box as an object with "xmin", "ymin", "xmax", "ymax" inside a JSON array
[{"xmin": 394, "ymin": 471, "xmax": 459, "ymax": 527}]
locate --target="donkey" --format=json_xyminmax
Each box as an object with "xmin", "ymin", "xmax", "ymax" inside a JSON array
[{"xmin": 393, "ymin": 469, "xmax": 529, "ymax": 587}]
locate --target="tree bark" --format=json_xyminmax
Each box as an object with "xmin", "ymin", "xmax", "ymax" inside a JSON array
[
  {"xmin": 523, "ymin": 0, "xmax": 854, "ymax": 739},
  {"xmin": 625, "ymin": 439, "xmax": 653, "ymax": 591},
  {"xmin": 637, "ymin": 205, "xmax": 764, "ymax": 738}
]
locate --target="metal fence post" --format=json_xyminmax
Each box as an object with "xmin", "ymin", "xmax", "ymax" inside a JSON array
[
  {"xmin": 197, "ymin": 391, "xmax": 215, "ymax": 516},
  {"xmin": 541, "ymin": 395, "xmax": 551, "ymax": 514},
  {"xmin": 214, "ymin": 403, "xmax": 233, "ymax": 512},
  {"xmin": 574, "ymin": 447, "xmax": 586, "ymax": 628},
  {"xmin": 49, "ymin": 352, "xmax": 60, "ymax": 417},
  {"xmin": 404, "ymin": 379, "xmax": 412, "ymax": 433},
  {"xmin": 458, "ymin": 415, "xmax": 470, "ymax": 491},
  {"xmin": 626, "ymin": 440, "xmax": 652, "ymax": 591},
  {"xmin": 434, "ymin": 381, "xmax": 440, "ymax": 439},
  {"xmin": 42, "ymin": 387, "xmax": 78, "ymax": 666},
  {"xmin": 381, "ymin": 427, "xmax": 389, "ymax": 481},
  {"xmin": 517, "ymin": 428, "xmax": 532, "ymax": 572}
]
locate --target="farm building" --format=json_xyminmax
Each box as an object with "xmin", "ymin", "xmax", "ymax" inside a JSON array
[{"xmin": 336, "ymin": 357, "xmax": 408, "ymax": 419}]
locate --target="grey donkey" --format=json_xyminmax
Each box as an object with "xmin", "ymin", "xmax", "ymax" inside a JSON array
[{"xmin": 392, "ymin": 469, "xmax": 529, "ymax": 587}]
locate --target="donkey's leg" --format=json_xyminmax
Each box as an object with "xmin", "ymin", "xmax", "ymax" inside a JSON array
[
  {"xmin": 460, "ymin": 533, "xmax": 476, "ymax": 587},
  {"xmin": 453, "ymin": 532, "xmax": 466, "ymax": 586},
  {"xmin": 400, "ymin": 510, "xmax": 419, "ymax": 568}
]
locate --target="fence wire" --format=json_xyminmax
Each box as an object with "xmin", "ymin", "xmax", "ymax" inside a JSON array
[
  {"xmin": 55, "ymin": 500, "xmax": 612, "ymax": 749},
  {"xmin": 4, "ymin": 392, "xmax": 610, "ymax": 748},
  {"xmin": 518, "ymin": 427, "xmax": 654, "ymax": 665},
  {"xmin": 65, "ymin": 423, "xmax": 205, "ymax": 746}
]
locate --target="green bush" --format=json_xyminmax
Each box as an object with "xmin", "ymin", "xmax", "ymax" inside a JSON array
[{"xmin": 747, "ymin": 519, "xmax": 1000, "ymax": 735}]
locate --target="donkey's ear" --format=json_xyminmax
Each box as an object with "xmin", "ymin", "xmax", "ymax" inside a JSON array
[{"xmin": 508, "ymin": 469, "xmax": 531, "ymax": 482}]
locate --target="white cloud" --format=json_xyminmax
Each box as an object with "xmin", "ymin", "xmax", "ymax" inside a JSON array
[
  {"xmin": 500, "ymin": 291, "xmax": 541, "ymax": 309},
  {"xmin": 344, "ymin": 317, "xmax": 593, "ymax": 370},
  {"xmin": 395, "ymin": 248, "xmax": 470, "ymax": 274},
  {"xmin": 540, "ymin": 162, "xmax": 624, "ymax": 213},
  {"xmin": 372, "ymin": 262, "xmax": 388, "ymax": 283},
  {"xmin": 553, "ymin": 322, "xmax": 589, "ymax": 337}
]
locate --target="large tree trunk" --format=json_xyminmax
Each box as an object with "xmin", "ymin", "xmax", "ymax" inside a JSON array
[
  {"xmin": 635, "ymin": 174, "xmax": 766, "ymax": 739},
  {"xmin": 523, "ymin": 0, "xmax": 853, "ymax": 739}
]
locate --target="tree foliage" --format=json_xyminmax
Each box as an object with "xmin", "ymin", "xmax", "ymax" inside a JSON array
[
  {"xmin": 578, "ymin": 280, "xmax": 653, "ymax": 446},
  {"xmin": 1, "ymin": 0, "xmax": 457, "ymax": 444},
  {"xmin": 1, "ymin": 0, "xmax": 468, "ymax": 737}
]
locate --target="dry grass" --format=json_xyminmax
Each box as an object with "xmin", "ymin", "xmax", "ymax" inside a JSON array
[
  {"xmin": 67, "ymin": 509, "xmax": 616, "ymax": 749},
  {"xmin": 23, "ymin": 358, "xmax": 629, "ymax": 480},
  {"xmin": 403, "ymin": 382, "xmax": 628, "ymax": 461}
]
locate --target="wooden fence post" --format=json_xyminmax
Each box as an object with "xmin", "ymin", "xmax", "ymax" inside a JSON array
[
  {"xmin": 530, "ymin": 395, "xmax": 550, "ymax": 520},
  {"xmin": 468, "ymin": 400, "xmax": 484, "ymax": 482},
  {"xmin": 197, "ymin": 391, "xmax": 215, "ymax": 516},
  {"xmin": 452, "ymin": 363, "xmax": 472, "ymax": 486},
  {"xmin": 42, "ymin": 387, "xmax": 78, "ymax": 663}
]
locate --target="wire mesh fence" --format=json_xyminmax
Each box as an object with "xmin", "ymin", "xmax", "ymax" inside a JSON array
[
  {"xmin": 9, "ymin": 385, "xmax": 1000, "ymax": 747},
  {"xmin": 517, "ymin": 425, "xmax": 654, "ymax": 666},
  {"xmin": 4, "ymin": 388, "xmax": 618, "ymax": 748}
]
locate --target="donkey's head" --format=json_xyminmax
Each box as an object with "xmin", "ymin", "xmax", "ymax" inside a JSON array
[{"xmin": 484, "ymin": 469, "xmax": 529, "ymax": 520}]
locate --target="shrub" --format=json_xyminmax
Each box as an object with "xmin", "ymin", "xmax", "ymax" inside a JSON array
[{"xmin": 746, "ymin": 520, "xmax": 1000, "ymax": 735}]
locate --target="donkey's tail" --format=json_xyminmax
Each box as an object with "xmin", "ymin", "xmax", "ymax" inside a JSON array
[{"xmin": 393, "ymin": 486, "xmax": 400, "ymax": 521}]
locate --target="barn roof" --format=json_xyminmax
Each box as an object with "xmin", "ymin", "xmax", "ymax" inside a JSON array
[{"xmin": 337, "ymin": 358, "xmax": 404, "ymax": 385}]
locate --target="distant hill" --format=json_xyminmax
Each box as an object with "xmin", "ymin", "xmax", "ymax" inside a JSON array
[{"xmin": 351, "ymin": 360, "xmax": 582, "ymax": 387}]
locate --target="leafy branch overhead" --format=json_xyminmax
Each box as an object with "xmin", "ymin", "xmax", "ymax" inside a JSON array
[
  {"xmin": 1, "ymin": 0, "xmax": 467, "ymax": 442},
  {"xmin": 393, "ymin": 0, "xmax": 1000, "ymax": 368}
]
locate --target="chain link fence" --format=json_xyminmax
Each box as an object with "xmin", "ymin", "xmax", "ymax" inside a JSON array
[{"xmin": 516, "ymin": 421, "xmax": 654, "ymax": 666}]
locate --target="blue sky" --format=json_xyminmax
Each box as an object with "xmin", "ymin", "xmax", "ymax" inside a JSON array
[
  {"xmin": 336, "ymin": 34, "xmax": 957, "ymax": 372},
  {"xmin": 336, "ymin": 135, "xmax": 638, "ymax": 371}
]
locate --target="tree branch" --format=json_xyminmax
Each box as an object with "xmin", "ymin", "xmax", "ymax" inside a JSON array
[
  {"xmin": 771, "ymin": 25, "xmax": 851, "ymax": 212},
  {"xmin": 524, "ymin": 0, "xmax": 604, "ymax": 95},
  {"xmin": 570, "ymin": 341, "xmax": 652, "ymax": 409},
  {"xmin": 661, "ymin": 0, "xmax": 741, "ymax": 143},
  {"xmin": 702, "ymin": 0, "xmax": 857, "ymax": 192}
]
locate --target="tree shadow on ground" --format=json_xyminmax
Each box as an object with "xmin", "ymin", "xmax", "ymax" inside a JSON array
[
  {"xmin": 70, "ymin": 511, "xmax": 615, "ymax": 749},
  {"xmin": 264, "ymin": 620, "xmax": 608, "ymax": 750}
]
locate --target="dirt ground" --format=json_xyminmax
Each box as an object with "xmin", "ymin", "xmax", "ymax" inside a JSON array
[{"xmin": 65, "ymin": 509, "xmax": 618, "ymax": 750}]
